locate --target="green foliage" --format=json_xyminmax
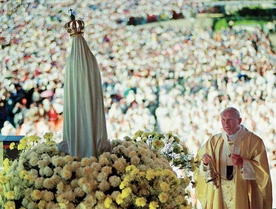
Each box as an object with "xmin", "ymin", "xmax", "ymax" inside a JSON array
[
  {"xmin": 214, "ymin": 18, "xmax": 228, "ymax": 31},
  {"xmin": 212, "ymin": 6, "xmax": 274, "ymax": 31},
  {"xmin": 214, "ymin": 18, "xmax": 268, "ymax": 31},
  {"xmin": 236, "ymin": 7, "xmax": 276, "ymax": 17}
]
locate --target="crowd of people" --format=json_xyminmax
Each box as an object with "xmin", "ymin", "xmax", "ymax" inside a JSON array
[{"xmin": 1, "ymin": 1, "xmax": 276, "ymax": 204}]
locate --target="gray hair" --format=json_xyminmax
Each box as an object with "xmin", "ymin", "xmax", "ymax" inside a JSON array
[{"xmin": 220, "ymin": 107, "xmax": 241, "ymax": 118}]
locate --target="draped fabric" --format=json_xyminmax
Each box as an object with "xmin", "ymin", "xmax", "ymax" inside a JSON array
[
  {"xmin": 63, "ymin": 35, "xmax": 108, "ymax": 158},
  {"xmin": 195, "ymin": 126, "xmax": 272, "ymax": 209}
]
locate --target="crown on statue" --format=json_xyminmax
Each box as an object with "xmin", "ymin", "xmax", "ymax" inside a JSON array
[{"xmin": 64, "ymin": 9, "xmax": 85, "ymax": 37}]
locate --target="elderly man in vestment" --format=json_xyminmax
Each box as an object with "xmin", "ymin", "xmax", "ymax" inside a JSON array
[{"xmin": 195, "ymin": 107, "xmax": 272, "ymax": 209}]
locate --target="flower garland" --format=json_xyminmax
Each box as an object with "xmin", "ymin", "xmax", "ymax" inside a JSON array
[{"xmin": 0, "ymin": 131, "xmax": 195, "ymax": 209}]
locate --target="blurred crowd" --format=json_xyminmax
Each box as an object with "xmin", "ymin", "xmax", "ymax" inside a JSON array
[
  {"xmin": 1, "ymin": 1, "xmax": 276, "ymax": 167},
  {"xmin": 1, "ymin": 0, "xmax": 276, "ymax": 207}
]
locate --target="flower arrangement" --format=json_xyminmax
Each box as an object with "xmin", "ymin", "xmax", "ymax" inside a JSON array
[{"xmin": 0, "ymin": 131, "xmax": 195, "ymax": 209}]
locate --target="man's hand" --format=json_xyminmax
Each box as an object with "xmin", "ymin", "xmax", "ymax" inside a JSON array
[
  {"xmin": 202, "ymin": 153, "xmax": 212, "ymax": 165},
  {"xmin": 231, "ymin": 154, "xmax": 243, "ymax": 166}
]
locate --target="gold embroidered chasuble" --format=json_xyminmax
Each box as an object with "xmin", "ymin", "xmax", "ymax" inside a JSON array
[{"xmin": 195, "ymin": 126, "xmax": 272, "ymax": 209}]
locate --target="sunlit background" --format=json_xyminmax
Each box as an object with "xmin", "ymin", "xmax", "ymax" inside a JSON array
[{"xmin": 1, "ymin": 0, "xmax": 276, "ymax": 207}]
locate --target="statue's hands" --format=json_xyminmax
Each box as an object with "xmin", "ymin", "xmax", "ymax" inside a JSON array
[{"xmin": 202, "ymin": 153, "xmax": 212, "ymax": 165}]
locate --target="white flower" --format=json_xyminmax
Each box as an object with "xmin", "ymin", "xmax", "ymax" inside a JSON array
[
  {"xmin": 63, "ymin": 191, "xmax": 76, "ymax": 201},
  {"xmin": 38, "ymin": 160, "xmax": 48, "ymax": 168},
  {"xmin": 70, "ymin": 179, "xmax": 79, "ymax": 189},
  {"xmin": 43, "ymin": 178, "xmax": 55, "ymax": 190},
  {"xmin": 81, "ymin": 166, "xmax": 93, "ymax": 178},
  {"xmin": 37, "ymin": 200, "xmax": 47, "ymax": 208},
  {"xmin": 91, "ymin": 162, "xmax": 101, "ymax": 171},
  {"xmin": 61, "ymin": 168, "xmax": 72, "ymax": 180},
  {"xmin": 0, "ymin": 131, "xmax": 194, "ymax": 208},
  {"xmin": 113, "ymin": 159, "xmax": 126, "ymax": 173},
  {"xmin": 81, "ymin": 194, "xmax": 97, "ymax": 207},
  {"xmin": 74, "ymin": 187, "xmax": 85, "ymax": 197},
  {"xmin": 45, "ymin": 201, "xmax": 56, "ymax": 208},
  {"xmin": 95, "ymin": 191, "xmax": 105, "ymax": 201},
  {"xmin": 80, "ymin": 158, "xmax": 91, "ymax": 167},
  {"xmin": 27, "ymin": 201, "xmax": 38, "ymax": 209},
  {"xmin": 51, "ymin": 156, "xmax": 65, "ymax": 167},
  {"xmin": 39, "ymin": 168, "xmax": 45, "ymax": 176},
  {"xmin": 29, "ymin": 169, "xmax": 39, "ymax": 179},
  {"xmin": 29, "ymin": 156, "xmax": 39, "ymax": 167},
  {"xmin": 44, "ymin": 166, "xmax": 54, "ymax": 177},
  {"xmin": 35, "ymin": 177, "xmax": 44, "ymax": 189},
  {"xmin": 101, "ymin": 166, "xmax": 113, "ymax": 175},
  {"xmin": 99, "ymin": 156, "xmax": 110, "ymax": 166},
  {"xmin": 71, "ymin": 161, "xmax": 81, "ymax": 170},
  {"xmin": 54, "ymin": 166, "xmax": 62, "ymax": 175},
  {"xmin": 110, "ymin": 154, "xmax": 118, "ymax": 162},
  {"xmin": 131, "ymin": 156, "xmax": 140, "ymax": 165},
  {"xmin": 98, "ymin": 180, "xmax": 110, "ymax": 192},
  {"xmin": 57, "ymin": 182, "xmax": 65, "ymax": 192},
  {"xmin": 108, "ymin": 176, "xmax": 121, "ymax": 187},
  {"xmin": 97, "ymin": 171, "xmax": 109, "ymax": 182},
  {"xmin": 22, "ymin": 197, "xmax": 29, "ymax": 207},
  {"xmin": 42, "ymin": 154, "xmax": 51, "ymax": 164},
  {"xmin": 42, "ymin": 191, "xmax": 54, "ymax": 202},
  {"xmin": 64, "ymin": 155, "xmax": 74, "ymax": 164}
]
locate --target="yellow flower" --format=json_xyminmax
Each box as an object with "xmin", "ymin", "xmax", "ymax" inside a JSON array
[
  {"xmin": 125, "ymin": 165, "xmax": 136, "ymax": 172},
  {"xmin": 119, "ymin": 180, "xmax": 127, "ymax": 190},
  {"xmin": 24, "ymin": 173, "xmax": 35, "ymax": 182},
  {"xmin": 17, "ymin": 142, "xmax": 26, "ymax": 151},
  {"xmin": 149, "ymin": 201, "xmax": 159, "ymax": 209},
  {"xmin": 4, "ymin": 191, "xmax": 15, "ymax": 200},
  {"xmin": 139, "ymin": 171, "xmax": 145, "ymax": 177},
  {"xmin": 158, "ymin": 192, "xmax": 168, "ymax": 203},
  {"xmin": 146, "ymin": 169, "xmax": 155, "ymax": 180},
  {"xmin": 3, "ymin": 158, "xmax": 10, "ymax": 172},
  {"xmin": 135, "ymin": 197, "xmax": 146, "ymax": 207},
  {"xmin": 19, "ymin": 170, "xmax": 28, "ymax": 178},
  {"xmin": 152, "ymin": 139, "xmax": 164, "ymax": 149},
  {"xmin": 184, "ymin": 177, "xmax": 191, "ymax": 186},
  {"xmin": 29, "ymin": 135, "xmax": 40, "ymax": 143},
  {"xmin": 104, "ymin": 196, "xmax": 113, "ymax": 208},
  {"xmin": 31, "ymin": 189, "xmax": 42, "ymax": 201},
  {"xmin": 115, "ymin": 194, "xmax": 123, "ymax": 205},
  {"xmin": 59, "ymin": 203, "xmax": 68, "ymax": 209},
  {"xmin": 37, "ymin": 200, "xmax": 47, "ymax": 209},
  {"xmin": 0, "ymin": 175, "xmax": 6, "ymax": 184},
  {"xmin": 121, "ymin": 187, "xmax": 131, "ymax": 198},
  {"xmin": 133, "ymin": 130, "xmax": 144, "ymax": 139},
  {"xmin": 160, "ymin": 182, "xmax": 170, "ymax": 192},
  {"xmin": 9, "ymin": 142, "xmax": 15, "ymax": 150},
  {"xmin": 176, "ymin": 195, "xmax": 184, "ymax": 205},
  {"xmin": 163, "ymin": 169, "xmax": 175, "ymax": 178},
  {"xmin": 4, "ymin": 201, "xmax": 15, "ymax": 209},
  {"xmin": 43, "ymin": 132, "xmax": 53, "ymax": 140}
]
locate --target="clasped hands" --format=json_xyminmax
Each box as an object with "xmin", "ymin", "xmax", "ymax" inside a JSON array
[{"xmin": 202, "ymin": 153, "xmax": 243, "ymax": 166}]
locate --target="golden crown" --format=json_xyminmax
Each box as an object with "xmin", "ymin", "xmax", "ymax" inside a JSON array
[{"xmin": 64, "ymin": 10, "xmax": 85, "ymax": 37}]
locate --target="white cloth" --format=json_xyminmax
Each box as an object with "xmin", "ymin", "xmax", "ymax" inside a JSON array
[
  {"xmin": 221, "ymin": 125, "xmax": 256, "ymax": 208},
  {"xmin": 63, "ymin": 35, "xmax": 108, "ymax": 158}
]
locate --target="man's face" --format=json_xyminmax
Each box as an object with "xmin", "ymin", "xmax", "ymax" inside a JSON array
[{"xmin": 221, "ymin": 110, "xmax": 242, "ymax": 135}]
